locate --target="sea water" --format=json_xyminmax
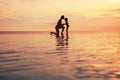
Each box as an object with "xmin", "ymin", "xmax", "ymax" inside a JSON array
[{"xmin": 0, "ymin": 31, "xmax": 120, "ymax": 80}]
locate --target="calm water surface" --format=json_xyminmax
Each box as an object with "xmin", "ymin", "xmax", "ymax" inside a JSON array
[{"xmin": 0, "ymin": 31, "xmax": 120, "ymax": 80}]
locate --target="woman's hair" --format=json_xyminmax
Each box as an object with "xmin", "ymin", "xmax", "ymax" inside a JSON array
[{"xmin": 61, "ymin": 15, "xmax": 65, "ymax": 19}]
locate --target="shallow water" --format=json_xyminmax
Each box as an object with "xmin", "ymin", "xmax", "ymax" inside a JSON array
[{"xmin": 0, "ymin": 31, "xmax": 120, "ymax": 80}]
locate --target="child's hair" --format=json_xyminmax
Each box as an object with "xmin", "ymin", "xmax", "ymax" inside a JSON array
[{"xmin": 65, "ymin": 18, "xmax": 68, "ymax": 21}]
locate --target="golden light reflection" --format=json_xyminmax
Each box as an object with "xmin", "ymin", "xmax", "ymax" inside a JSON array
[{"xmin": 0, "ymin": 32, "xmax": 120, "ymax": 79}]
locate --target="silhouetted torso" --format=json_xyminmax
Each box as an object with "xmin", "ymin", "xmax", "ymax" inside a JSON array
[{"xmin": 56, "ymin": 19, "xmax": 63, "ymax": 29}]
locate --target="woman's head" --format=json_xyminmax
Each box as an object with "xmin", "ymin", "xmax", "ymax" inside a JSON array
[{"xmin": 61, "ymin": 15, "xmax": 65, "ymax": 19}]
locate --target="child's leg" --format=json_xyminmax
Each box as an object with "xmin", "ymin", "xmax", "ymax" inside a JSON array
[{"xmin": 66, "ymin": 27, "xmax": 69, "ymax": 35}]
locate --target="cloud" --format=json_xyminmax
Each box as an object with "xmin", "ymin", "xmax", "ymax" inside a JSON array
[
  {"xmin": 111, "ymin": 8, "xmax": 120, "ymax": 13},
  {"xmin": 101, "ymin": 8, "xmax": 120, "ymax": 17},
  {"xmin": 0, "ymin": 0, "xmax": 8, "ymax": 4}
]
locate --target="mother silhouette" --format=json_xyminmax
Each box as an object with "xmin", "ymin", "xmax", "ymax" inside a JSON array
[{"xmin": 51, "ymin": 15, "xmax": 65, "ymax": 37}]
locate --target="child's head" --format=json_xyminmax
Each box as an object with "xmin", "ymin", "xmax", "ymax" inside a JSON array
[{"xmin": 65, "ymin": 18, "xmax": 68, "ymax": 21}]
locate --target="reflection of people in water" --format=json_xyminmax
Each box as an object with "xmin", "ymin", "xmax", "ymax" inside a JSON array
[
  {"xmin": 56, "ymin": 35, "xmax": 69, "ymax": 50},
  {"xmin": 65, "ymin": 18, "xmax": 69, "ymax": 36},
  {"xmin": 51, "ymin": 15, "xmax": 65, "ymax": 37},
  {"xmin": 55, "ymin": 35, "xmax": 69, "ymax": 64}
]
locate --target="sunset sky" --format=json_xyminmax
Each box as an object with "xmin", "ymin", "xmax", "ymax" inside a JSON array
[{"xmin": 0, "ymin": 0, "xmax": 120, "ymax": 31}]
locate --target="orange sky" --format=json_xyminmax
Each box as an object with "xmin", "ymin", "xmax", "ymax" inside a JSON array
[{"xmin": 0, "ymin": 0, "xmax": 120, "ymax": 31}]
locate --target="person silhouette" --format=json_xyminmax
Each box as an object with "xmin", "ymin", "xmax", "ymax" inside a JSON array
[
  {"xmin": 65, "ymin": 18, "xmax": 69, "ymax": 36},
  {"xmin": 50, "ymin": 15, "xmax": 65, "ymax": 37},
  {"xmin": 55, "ymin": 15, "xmax": 65, "ymax": 36}
]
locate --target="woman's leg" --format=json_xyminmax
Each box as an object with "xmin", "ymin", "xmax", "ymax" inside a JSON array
[
  {"xmin": 61, "ymin": 26, "xmax": 65, "ymax": 35},
  {"xmin": 56, "ymin": 28, "xmax": 59, "ymax": 37}
]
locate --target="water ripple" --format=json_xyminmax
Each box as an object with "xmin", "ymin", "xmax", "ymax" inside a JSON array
[
  {"xmin": 0, "ymin": 58, "xmax": 21, "ymax": 62},
  {"xmin": 0, "ymin": 50, "xmax": 20, "ymax": 54}
]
